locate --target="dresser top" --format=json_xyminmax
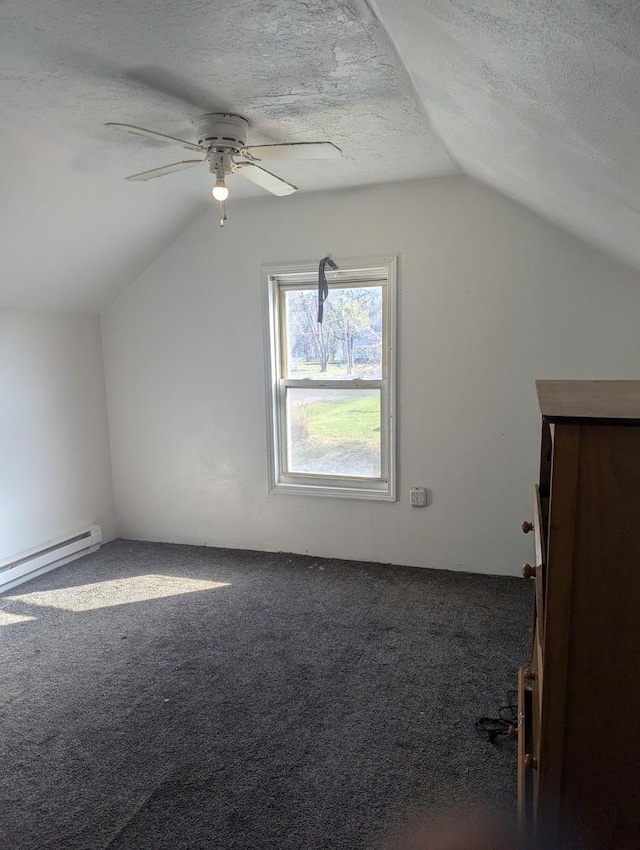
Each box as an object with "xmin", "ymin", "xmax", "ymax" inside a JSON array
[{"xmin": 537, "ymin": 380, "xmax": 640, "ymax": 422}]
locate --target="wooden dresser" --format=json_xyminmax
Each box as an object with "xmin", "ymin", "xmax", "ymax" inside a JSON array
[{"xmin": 517, "ymin": 380, "xmax": 640, "ymax": 849}]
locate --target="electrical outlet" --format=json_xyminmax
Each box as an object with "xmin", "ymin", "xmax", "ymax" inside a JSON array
[{"xmin": 410, "ymin": 486, "xmax": 428, "ymax": 507}]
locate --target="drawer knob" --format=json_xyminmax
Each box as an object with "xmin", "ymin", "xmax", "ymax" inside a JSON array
[
  {"xmin": 522, "ymin": 521, "xmax": 534, "ymax": 534},
  {"xmin": 507, "ymin": 725, "xmax": 518, "ymax": 740},
  {"xmin": 523, "ymin": 668, "xmax": 537, "ymax": 681},
  {"xmin": 522, "ymin": 563, "xmax": 537, "ymax": 579},
  {"xmin": 524, "ymin": 753, "xmax": 538, "ymax": 770}
]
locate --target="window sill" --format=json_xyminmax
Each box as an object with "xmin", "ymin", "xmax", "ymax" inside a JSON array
[{"xmin": 269, "ymin": 481, "xmax": 396, "ymax": 501}]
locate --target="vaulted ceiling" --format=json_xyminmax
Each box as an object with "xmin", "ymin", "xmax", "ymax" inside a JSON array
[
  {"xmin": 373, "ymin": 0, "xmax": 640, "ymax": 275},
  {"xmin": 2, "ymin": 1, "xmax": 639, "ymax": 312}
]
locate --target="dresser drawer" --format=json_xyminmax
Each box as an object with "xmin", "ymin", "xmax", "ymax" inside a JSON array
[
  {"xmin": 532, "ymin": 485, "xmax": 545, "ymax": 568},
  {"xmin": 522, "ymin": 486, "xmax": 546, "ymax": 647},
  {"xmin": 517, "ymin": 667, "xmax": 535, "ymax": 834},
  {"xmin": 532, "ymin": 485, "xmax": 546, "ymax": 646},
  {"xmin": 530, "ymin": 636, "xmax": 543, "ymax": 813}
]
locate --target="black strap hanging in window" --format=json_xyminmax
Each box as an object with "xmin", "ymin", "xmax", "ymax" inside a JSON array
[{"xmin": 317, "ymin": 255, "xmax": 338, "ymax": 323}]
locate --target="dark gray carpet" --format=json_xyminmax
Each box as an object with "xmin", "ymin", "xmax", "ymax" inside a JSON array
[{"xmin": 0, "ymin": 540, "xmax": 532, "ymax": 849}]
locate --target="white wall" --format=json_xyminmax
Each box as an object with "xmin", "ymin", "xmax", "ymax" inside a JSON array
[
  {"xmin": 101, "ymin": 177, "xmax": 640, "ymax": 575},
  {"xmin": 0, "ymin": 312, "xmax": 116, "ymax": 560}
]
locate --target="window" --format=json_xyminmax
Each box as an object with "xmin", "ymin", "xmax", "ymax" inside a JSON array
[{"xmin": 263, "ymin": 257, "xmax": 396, "ymax": 499}]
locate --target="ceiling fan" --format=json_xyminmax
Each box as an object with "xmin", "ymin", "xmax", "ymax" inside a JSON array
[{"xmin": 107, "ymin": 113, "xmax": 342, "ymax": 225}]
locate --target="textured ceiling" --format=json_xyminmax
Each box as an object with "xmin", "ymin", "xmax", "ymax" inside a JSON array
[
  {"xmin": 3, "ymin": 1, "xmax": 640, "ymax": 313},
  {"xmin": 371, "ymin": 0, "xmax": 640, "ymax": 272},
  {"xmin": 0, "ymin": 0, "xmax": 454, "ymax": 311}
]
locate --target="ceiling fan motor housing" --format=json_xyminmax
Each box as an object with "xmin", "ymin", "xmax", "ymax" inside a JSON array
[{"xmin": 194, "ymin": 113, "xmax": 249, "ymax": 152}]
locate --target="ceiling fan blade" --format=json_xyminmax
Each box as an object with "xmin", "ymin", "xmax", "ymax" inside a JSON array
[
  {"xmin": 241, "ymin": 142, "xmax": 342, "ymax": 161},
  {"xmin": 125, "ymin": 160, "xmax": 205, "ymax": 181},
  {"xmin": 106, "ymin": 122, "xmax": 204, "ymax": 152},
  {"xmin": 236, "ymin": 163, "xmax": 297, "ymax": 196}
]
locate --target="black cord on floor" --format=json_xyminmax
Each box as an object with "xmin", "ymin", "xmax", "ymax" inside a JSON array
[{"xmin": 475, "ymin": 689, "xmax": 518, "ymax": 742}]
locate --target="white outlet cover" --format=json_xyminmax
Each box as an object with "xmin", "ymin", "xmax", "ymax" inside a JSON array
[{"xmin": 410, "ymin": 487, "xmax": 427, "ymax": 507}]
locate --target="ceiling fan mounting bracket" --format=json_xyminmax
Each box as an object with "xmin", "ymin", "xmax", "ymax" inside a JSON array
[{"xmin": 194, "ymin": 113, "xmax": 249, "ymax": 153}]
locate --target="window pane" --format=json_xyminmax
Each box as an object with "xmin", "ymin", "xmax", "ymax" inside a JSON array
[
  {"xmin": 286, "ymin": 388, "xmax": 381, "ymax": 478},
  {"xmin": 284, "ymin": 286, "xmax": 383, "ymax": 379}
]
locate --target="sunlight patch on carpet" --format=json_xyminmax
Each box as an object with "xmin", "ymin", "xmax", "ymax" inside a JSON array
[
  {"xmin": 0, "ymin": 611, "xmax": 37, "ymax": 626},
  {"xmin": 7, "ymin": 575, "xmax": 230, "ymax": 612}
]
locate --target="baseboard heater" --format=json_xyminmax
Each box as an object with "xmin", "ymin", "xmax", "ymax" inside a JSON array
[{"xmin": 0, "ymin": 525, "xmax": 102, "ymax": 594}]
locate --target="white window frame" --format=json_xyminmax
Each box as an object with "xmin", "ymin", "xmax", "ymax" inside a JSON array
[{"xmin": 262, "ymin": 256, "xmax": 397, "ymax": 500}]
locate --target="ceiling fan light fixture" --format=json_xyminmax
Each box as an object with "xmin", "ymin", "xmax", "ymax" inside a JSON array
[
  {"xmin": 108, "ymin": 114, "xmax": 342, "ymax": 223},
  {"xmin": 212, "ymin": 177, "xmax": 229, "ymax": 202}
]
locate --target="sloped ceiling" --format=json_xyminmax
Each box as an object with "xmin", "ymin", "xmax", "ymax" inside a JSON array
[
  {"xmin": 371, "ymin": 0, "xmax": 640, "ymax": 272},
  {"xmin": 0, "ymin": 0, "xmax": 454, "ymax": 312},
  {"xmin": 2, "ymin": 1, "xmax": 640, "ymax": 313}
]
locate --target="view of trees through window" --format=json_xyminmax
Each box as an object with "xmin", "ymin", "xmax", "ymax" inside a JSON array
[
  {"xmin": 283, "ymin": 285, "xmax": 383, "ymax": 478},
  {"xmin": 284, "ymin": 285, "xmax": 382, "ymax": 379}
]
